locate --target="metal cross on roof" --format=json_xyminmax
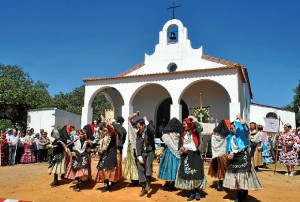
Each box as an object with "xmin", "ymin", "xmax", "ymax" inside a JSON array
[{"xmin": 167, "ymin": 1, "xmax": 181, "ymax": 19}]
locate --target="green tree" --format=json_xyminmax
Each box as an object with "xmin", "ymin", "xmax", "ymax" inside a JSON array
[
  {"xmin": 92, "ymin": 93, "xmax": 111, "ymax": 122},
  {"xmin": 0, "ymin": 64, "xmax": 53, "ymax": 130},
  {"xmin": 53, "ymin": 86, "xmax": 85, "ymax": 115},
  {"xmin": 283, "ymin": 80, "xmax": 300, "ymax": 127},
  {"xmin": 53, "ymin": 85, "xmax": 111, "ymax": 121}
]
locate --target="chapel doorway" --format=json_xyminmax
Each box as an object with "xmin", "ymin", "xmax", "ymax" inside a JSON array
[{"xmin": 155, "ymin": 98, "xmax": 188, "ymax": 137}]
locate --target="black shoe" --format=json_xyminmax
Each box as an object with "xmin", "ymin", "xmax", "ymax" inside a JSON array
[
  {"xmin": 50, "ymin": 181, "xmax": 58, "ymax": 187},
  {"xmin": 163, "ymin": 181, "xmax": 170, "ymax": 187},
  {"xmin": 73, "ymin": 185, "xmax": 80, "ymax": 192},
  {"xmin": 168, "ymin": 182, "xmax": 176, "ymax": 191},
  {"xmin": 217, "ymin": 186, "xmax": 226, "ymax": 191},
  {"xmin": 195, "ymin": 192, "xmax": 201, "ymax": 201},
  {"xmin": 131, "ymin": 180, "xmax": 139, "ymax": 187},
  {"xmin": 102, "ymin": 186, "xmax": 109, "ymax": 192},
  {"xmin": 242, "ymin": 190, "xmax": 248, "ymax": 199},
  {"xmin": 187, "ymin": 191, "xmax": 195, "ymax": 201},
  {"xmin": 139, "ymin": 188, "xmax": 147, "ymax": 197},
  {"xmin": 61, "ymin": 174, "xmax": 65, "ymax": 180}
]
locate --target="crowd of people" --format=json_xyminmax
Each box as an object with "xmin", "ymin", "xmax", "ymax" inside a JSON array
[{"xmin": 0, "ymin": 113, "xmax": 300, "ymax": 202}]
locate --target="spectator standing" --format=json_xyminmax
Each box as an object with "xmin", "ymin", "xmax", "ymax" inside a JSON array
[
  {"xmin": 7, "ymin": 129, "xmax": 18, "ymax": 166},
  {"xmin": 0, "ymin": 131, "xmax": 8, "ymax": 166},
  {"xmin": 15, "ymin": 130, "xmax": 25, "ymax": 164},
  {"xmin": 33, "ymin": 133, "xmax": 40, "ymax": 161},
  {"xmin": 38, "ymin": 131, "xmax": 50, "ymax": 162},
  {"xmin": 278, "ymin": 123, "xmax": 300, "ymax": 176},
  {"xmin": 20, "ymin": 129, "xmax": 36, "ymax": 164}
]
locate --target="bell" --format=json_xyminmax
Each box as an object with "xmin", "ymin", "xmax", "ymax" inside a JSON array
[{"xmin": 169, "ymin": 32, "xmax": 176, "ymax": 40}]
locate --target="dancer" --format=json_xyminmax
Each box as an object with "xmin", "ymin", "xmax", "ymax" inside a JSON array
[
  {"xmin": 175, "ymin": 117, "xmax": 207, "ymax": 201},
  {"xmin": 223, "ymin": 118, "xmax": 262, "ymax": 202},
  {"xmin": 94, "ymin": 122, "xmax": 122, "ymax": 192},
  {"xmin": 208, "ymin": 120, "xmax": 231, "ymax": 191},
  {"xmin": 65, "ymin": 129, "xmax": 92, "ymax": 192},
  {"xmin": 136, "ymin": 118, "xmax": 156, "ymax": 197},
  {"xmin": 122, "ymin": 112, "xmax": 139, "ymax": 186},
  {"xmin": 48, "ymin": 129, "xmax": 68, "ymax": 187},
  {"xmin": 158, "ymin": 117, "xmax": 183, "ymax": 191}
]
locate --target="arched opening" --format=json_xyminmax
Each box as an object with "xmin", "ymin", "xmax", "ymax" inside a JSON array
[
  {"xmin": 266, "ymin": 112, "xmax": 278, "ymax": 119},
  {"xmin": 167, "ymin": 25, "xmax": 178, "ymax": 44},
  {"xmin": 155, "ymin": 97, "xmax": 188, "ymax": 138}
]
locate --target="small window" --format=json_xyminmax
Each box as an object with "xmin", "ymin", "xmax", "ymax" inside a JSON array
[
  {"xmin": 167, "ymin": 63, "xmax": 177, "ymax": 72},
  {"xmin": 266, "ymin": 112, "xmax": 278, "ymax": 119}
]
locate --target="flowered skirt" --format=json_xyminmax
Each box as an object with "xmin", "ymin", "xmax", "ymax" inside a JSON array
[
  {"xmin": 158, "ymin": 147, "xmax": 180, "ymax": 181},
  {"xmin": 279, "ymin": 148, "xmax": 299, "ymax": 166},
  {"xmin": 223, "ymin": 150, "xmax": 262, "ymax": 190},
  {"xmin": 65, "ymin": 151, "xmax": 90, "ymax": 181},
  {"xmin": 175, "ymin": 150, "xmax": 207, "ymax": 190}
]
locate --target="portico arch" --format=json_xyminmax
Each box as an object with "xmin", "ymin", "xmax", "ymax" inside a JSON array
[
  {"xmin": 129, "ymin": 83, "xmax": 171, "ymax": 125},
  {"xmin": 179, "ymin": 79, "xmax": 231, "ymax": 122}
]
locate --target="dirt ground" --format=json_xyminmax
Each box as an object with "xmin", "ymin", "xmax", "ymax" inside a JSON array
[{"xmin": 0, "ymin": 158, "xmax": 299, "ymax": 202}]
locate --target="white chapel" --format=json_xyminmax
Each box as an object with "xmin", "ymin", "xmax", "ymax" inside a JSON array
[{"xmin": 81, "ymin": 18, "xmax": 295, "ymax": 131}]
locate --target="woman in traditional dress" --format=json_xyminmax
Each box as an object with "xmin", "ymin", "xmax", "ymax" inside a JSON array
[
  {"xmin": 261, "ymin": 132, "xmax": 274, "ymax": 164},
  {"xmin": 65, "ymin": 129, "xmax": 92, "ymax": 192},
  {"xmin": 208, "ymin": 120, "xmax": 231, "ymax": 191},
  {"xmin": 175, "ymin": 117, "xmax": 207, "ymax": 201},
  {"xmin": 122, "ymin": 112, "xmax": 139, "ymax": 186},
  {"xmin": 20, "ymin": 129, "xmax": 36, "ymax": 164},
  {"xmin": 250, "ymin": 123, "xmax": 263, "ymax": 171},
  {"xmin": 278, "ymin": 123, "xmax": 299, "ymax": 176},
  {"xmin": 158, "ymin": 117, "xmax": 183, "ymax": 191},
  {"xmin": 48, "ymin": 129, "xmax": 69, "ymax": 187},
  {"xmin": 223, "ymin": 120, "xmax": 262, "ymax": 202},
  {"xmin": 0, "ymin": 131, "xmax": 8, "ymax": 166},
  {"xmin": 94, "ymin": 123, "xmax": 122, "ymax": 192}
]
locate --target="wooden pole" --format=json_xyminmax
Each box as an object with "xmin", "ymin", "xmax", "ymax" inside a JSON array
[
  {"xmin": 200, "ymin": 93, "xmax": 203, "ymax": 110},
  {"xmin": 274, "ymin": 116, "xmax": 281, "ymax": 174}
]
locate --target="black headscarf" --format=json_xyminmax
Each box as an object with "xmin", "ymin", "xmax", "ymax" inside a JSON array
[
  {"xmin": 213, "ymin": 120, "xmax": 230, "ymax": 137},
  {"xmin": 163, "ymin": 117, "xmax": 184, "ymax": 134}
]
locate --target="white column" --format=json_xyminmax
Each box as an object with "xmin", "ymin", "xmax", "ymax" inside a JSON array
[
  {"xmin": 229, "ymin": 102, "xmax": 241, "ymax": 121},
  {"xmin": 81, "ymin": 106, "xmax": 93, "ymax": 128},
  {"xmin": 170, "ymin": 104, "xmax": 182, "ymax": 121}
]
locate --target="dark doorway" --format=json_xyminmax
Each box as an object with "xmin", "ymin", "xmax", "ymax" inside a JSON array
[{"xmin": 155, "ymin": 98, "xmax": 188, "ymax": 138}]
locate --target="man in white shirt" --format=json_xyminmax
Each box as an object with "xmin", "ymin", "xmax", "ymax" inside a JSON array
[{"xmin": 7, "ymin": 129, "xmax": 18, "ymax": 166}]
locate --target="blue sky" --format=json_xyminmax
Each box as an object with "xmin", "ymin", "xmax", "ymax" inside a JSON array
[{"xmin": 0, "ymin": 0, "xmax": 299, "ymax": 108}]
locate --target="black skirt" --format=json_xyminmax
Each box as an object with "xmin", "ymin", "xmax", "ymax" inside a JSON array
[
  {"xmin": 97, "ymin": 147, "xmax": 118, "ymax": 170},
  {"xmin": 226, "ymin": 149, "xmax": 251, "ymax": 173},
  {"xmin": 178, "ymin": 150, "xmax": 205, "ymax": 180}
]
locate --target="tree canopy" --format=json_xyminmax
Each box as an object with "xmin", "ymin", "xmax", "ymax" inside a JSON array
[
  {"xmin": 282, "ymin": 80, "xmax": 300, "ymax": 127},
  {"xmin": 0, "ymin": 64, "xmax": 53, "ymax": 130},
  {"xmin": 53, "ymin": 85, "xmax": 111, "ymax": 122}
]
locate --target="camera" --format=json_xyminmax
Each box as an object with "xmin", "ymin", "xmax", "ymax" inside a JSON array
[{"xmin": 136, "ymin": 111, "xmax": 140, "ymax": 116}]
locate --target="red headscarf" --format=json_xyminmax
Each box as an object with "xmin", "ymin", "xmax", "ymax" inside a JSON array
[{"xmin": 182, "ymin": 118, "xmax": 199, "ymax": 147}]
